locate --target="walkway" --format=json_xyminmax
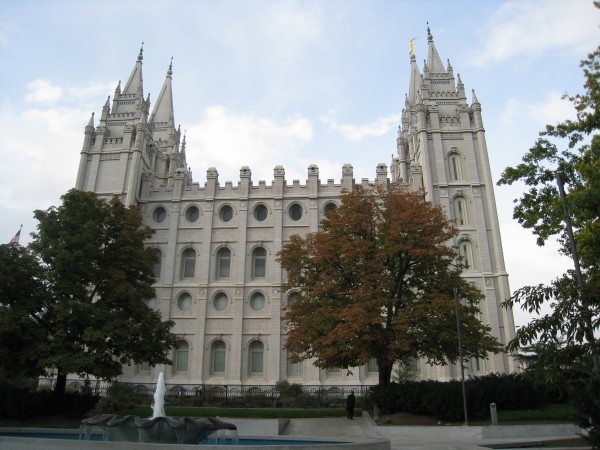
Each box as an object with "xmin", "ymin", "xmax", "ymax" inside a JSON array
[{"xmin": 281, "ymin": 414, "xmax": 590, "ymax": 450}]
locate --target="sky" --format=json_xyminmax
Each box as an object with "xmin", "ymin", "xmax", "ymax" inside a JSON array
[{"xmin": 1, "ymin": 0, "xmax": 599, "ymax": 328}]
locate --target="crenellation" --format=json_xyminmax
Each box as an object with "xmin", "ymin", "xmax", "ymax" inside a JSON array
[{"xmin": 71, "ymin": 33, "xmax": 516, "ymax": 388}]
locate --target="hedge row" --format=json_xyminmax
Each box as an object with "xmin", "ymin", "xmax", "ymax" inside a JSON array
[
  {"xmin": 0, "ymin": 383, "xmax": 99, "ymax": 419},
  {"xmin": 370, "ymin": 373, "xmax": 560, "ymax": 421}
]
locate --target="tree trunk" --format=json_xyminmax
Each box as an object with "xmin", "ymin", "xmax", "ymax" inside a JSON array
[
  {"xmin": 54, "ymin": 371, "xmax": 67, "ymax": 394},
  {"xmin": 378, "ymin": 363, "xmax": 393, "ymax": 388}
]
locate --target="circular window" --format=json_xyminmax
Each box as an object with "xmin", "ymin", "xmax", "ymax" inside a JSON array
[
  {"xmin": 220, "ymin": 205, "xmax": 233, "ymax": 222},
  {"xmin": 324, "ymin": 203, "xmax": 337, "ymax": 217},
  {"xmin": 153, "ymin": 207, "xmax": 167, "ymax": 223},
  {"xmin": 213, "ymin": 292, "xmax": 229, "ymax": 311},
  {"xmin": 289, "ymin": 203, "xmax": 303, "ymax": 221},
  {"xmin": 145, "ymin": 298, "xmax": 158, "ymax": 309},
  {"xmin": 250, "ymin": 292, "xmax": 266, "ymax": 311},
  {"xmin": 186, "ymin": 206, "xmax": 200, "ymax": 222},
  {"xmin": 287, "ymin": 292, "xmax": 300, "ymax": 305},
  {"xmin": 254, "ymin": 204, "xmax": 268, "ymax": 221},
  {"xmin": 177, "ymin": 293, "xmax": 192, "ymax": 311}
]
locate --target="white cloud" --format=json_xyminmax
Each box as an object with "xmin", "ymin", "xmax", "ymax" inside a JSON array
[
  {"xmin": 325, "ymin": 113, "xmax": 401, "ymax": 142},
  {"xmin": 186, "ymin": 106, "xmax": 314, "ymax": 183},
  {"xmin": 25, "ymin": 80, "xmax": 62, "ymax": 103},
  {"xmin": 471, "ymin": 0, "xmax": 600, "ymax": 67},
  {"xmin": 500, "ymin": 91, "xmax": 576, "ymax": 127}
]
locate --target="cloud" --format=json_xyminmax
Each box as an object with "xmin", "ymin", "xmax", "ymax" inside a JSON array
[
  {"xmin": 500, "ymin": 91, "xmax": 576, "ymax": 127},
  {"xmin": 186, "ymin": 106, "xmax": 314, "ymax": 183},
  {"xmin": 25, "ymin": 80, "xmax": 63, "ymax": 103},
  {"xmin": 471, "ymin": 0, "xmax": 600, "ymax": 67},
  {"xmin": 325, "ymin": 113, "xmax": 401, "ymax": 142}
]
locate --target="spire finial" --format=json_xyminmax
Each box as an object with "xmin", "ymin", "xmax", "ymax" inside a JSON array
[
  {"xmin": 138, "ymin": 42, "xmax": 144, "ymax": 62},
  {"xmin": 167, "ymin": 56, "xmax": 173, "ymax": 76},
  {"xmin": 427, "ymin": 22, "xmax": 433, "ymax": 42}
]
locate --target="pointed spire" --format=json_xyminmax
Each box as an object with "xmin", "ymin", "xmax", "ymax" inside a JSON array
[
  {"xmin": 181, "ymin": 130, "xmax": 187, "ymax": 156},
  {"xmin": 408, "ymin": 52, "xmax": 422, "ymax": 106},
  {"xmin": 471, "ymin": 89, "xmax": 480, "ymax": 105},
  {"xmin": 457, "ymin": 73, "xmax": 466, "ymax": 98},
  {"xmin": 101, "ymin": 96, "xmax": 110, "ymax": 120},
  {"xmin": 123, "ymin": 43, "xmax": 144, "ymax": 96},
  {"xmin": 426, "ymin": 24, "xmax": 446, "ymax": 74},
  {"xmin": 115, "ymin": 80, "xmax": 121, "ymax": 95},
  {"xmin": 149, "ymin": 58, "xmax": 175, "ymax": 128},
  {"xmin": 86, "ymin": 112, "xmax": 95, "ymax": 128}
]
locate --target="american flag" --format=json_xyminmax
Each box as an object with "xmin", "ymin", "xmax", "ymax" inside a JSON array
[{"xmin": 9, "ymin": 227, "xmax": 21, "ymax": 245}]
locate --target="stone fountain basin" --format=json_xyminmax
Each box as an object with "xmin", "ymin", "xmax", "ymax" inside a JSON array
[{"xmin": 81, "ymin": 414, "xmax": 237, "ymax": 444}]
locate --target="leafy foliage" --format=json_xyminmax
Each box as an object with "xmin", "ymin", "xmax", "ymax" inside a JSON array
[
  {"xmin": 498, "ymin": 41, "xmax": 600, "ymax": 446},
  {"xmin": 278, "ymin": 183, "xmax": 501, "ymax": 386},
  {"xmin": 498, "ymin": 47, "xmax": 600, "ymax": 370},
  {"xmin": 0, "ymin": 189, "xmax": 179, "ymax": 392}
]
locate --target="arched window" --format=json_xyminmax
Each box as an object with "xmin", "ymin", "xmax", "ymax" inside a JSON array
[
  {"xmin": 211, "ymin": 340, "xmax": 226, "ymax": 374},
  {"xmin": 175, "ymin": 341, "xmax": 189, "ymax": 372},
  {"xmin": 249, "ymin": 341, "xmax": 264, "ymax": 374},
  {"xmin": 181, "ymin": 248, "xmax": 196, "ymax": 279},
  {"xmin": 448, "ymin": 153, "xmax": 463, "ymax": 181},
  {"xmin": 453, "ymin": 197, "xmax": 469, "ymax": 226},
  {"xmin": 287, "ymin": 353, "xmax": 303, "ymax": 375},
  {"xmin": 459, "ymin": 240, "xmax": 475, "ymax": 271},
  {"xmin": 216, "ymin": 247, "xmax": 231, "ymax": 279},
  {"xmin": 152, "ymin": 248, "xmax": 162, "ymax": 280},
  {"xmin": 252, "ymin": 247, "xmax": 266, "ymax": 279}
]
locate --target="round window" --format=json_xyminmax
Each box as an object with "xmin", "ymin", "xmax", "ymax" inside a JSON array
[
  {"xmin": 153, "ymin": 207, "xmax": 167, "ymax": 223},
  {"xmin": 287, "ymin": 292, "xmax": 300, "ymax": 305},
  {"xmin": 289, "ymin": 204, "xmax": 303, "ymax": 221},
  {"xmin": 254, "ymin": 204, "xmax": 268, "ymax": 221},
  {"xmin": 324, "ymin": 203, "xmax": 337, "ymax": 217},
  {"xmin": 220, "ymin": 205, "xmax": 233, "ymax": 222},
  {"xmin": 213, "ymin": 292, "xmax": 229, "ymax": 311},
  {"xmin": 250, "ymin": 292, "xmax": 266, "ymax": 311},
  {"xmin": 186, "ymin": 206, "xmax": 200, "ymax": 222},
  {"xmin": 177, "ymin": 293, "xmax": 192, "ymax": 311}
]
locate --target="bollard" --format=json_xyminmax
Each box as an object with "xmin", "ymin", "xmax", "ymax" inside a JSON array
[{"xmin": 490, "ymin": 403, "xmax": 498, "ymax": 426}]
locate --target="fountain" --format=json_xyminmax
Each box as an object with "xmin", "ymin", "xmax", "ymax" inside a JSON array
[{"xmin": 80, "ymin": 372, "xmax": 238, "ymax": 445}]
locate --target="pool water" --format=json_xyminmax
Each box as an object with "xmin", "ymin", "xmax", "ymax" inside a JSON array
[{"xmin": 0, "ymin": 432, "xmax": 343, "ymax": 446}]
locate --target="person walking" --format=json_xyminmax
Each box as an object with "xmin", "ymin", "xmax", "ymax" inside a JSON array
[{"xmin": 346, "ymin": 390, "xmax": 356, "ymax": 420}]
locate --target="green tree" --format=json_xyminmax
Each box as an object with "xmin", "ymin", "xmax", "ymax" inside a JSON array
[
  {"xmin": 3, "ymin": 189, "xmax": 179, "ymax": 393},
  {"xmin": 497, "ymin": 47, "xmax": 600, "ymax": 372},
  {"xmin": 498, "ymin": 44, "xmax": 600, "ymax": 447},
  {"xmin": 0, "ymin": 244, "xmax": 47, "ymax": 379},
  {"xmin": 277, "ymin": 183, "xmax": 501, "ymax": 387}
]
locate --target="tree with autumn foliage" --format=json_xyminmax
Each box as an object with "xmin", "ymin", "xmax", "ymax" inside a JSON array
[{"xmin": 278, "ymin": 182, "xmax": 502, "ymax": 387}]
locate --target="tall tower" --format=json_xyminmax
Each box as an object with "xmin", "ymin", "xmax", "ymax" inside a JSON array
[
  {"xmin": 75, "ymin": 47, "xmax": 188, "ymax": 206},
  {"xmin": 392, "ymin": 28, "xmax": 517, "ymax": 378}
]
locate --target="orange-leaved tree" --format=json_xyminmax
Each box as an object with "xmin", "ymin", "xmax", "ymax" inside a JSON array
[{"xmin": 278, "ymin": 182, "xmax": 502, "ymax": 387}]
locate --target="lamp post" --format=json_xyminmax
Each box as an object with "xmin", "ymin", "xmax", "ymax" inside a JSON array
[{"xmin": 454, "ymin": 287, "xmax": 469, "ymax": 425}]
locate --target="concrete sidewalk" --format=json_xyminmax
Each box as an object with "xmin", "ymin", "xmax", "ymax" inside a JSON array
[{"xmin": 281, "ymin": 413, "xmax": 589, "ymax": 450}]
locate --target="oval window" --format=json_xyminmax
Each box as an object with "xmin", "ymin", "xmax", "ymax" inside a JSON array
[
  {"xmin": 289, "ymin": 204, "xmax": 303, "ymax": 221},
  {"xmin": 254, "ymin": 204, "xmax": 268, "ymax": 221},
  {"xmin": 250, "ymin": 292, "xmax": 266, "ymax": 311},
  {"xmin": 324, "ymin": 202, "xmax": 337, "ymax": 217},
  {"xmin": 220, "ymin": 205, "xmax": 233, "ymax": 222},
  {"xmin": 153, "ymin": 207, "xmax": 167, "ymax": 223},
  {"xmin": 213, "ymin": 292, "xmax": 229, "ymax": 311},
  {"xmin": 186, "ymin": 206, "xmax": 200, "ymax": 222},
  {"xmin": 177, "ymin": 293, "xmax": 192, "ymax": 311}
]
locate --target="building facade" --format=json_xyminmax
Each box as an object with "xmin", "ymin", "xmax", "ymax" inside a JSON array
[{"xmin": 74, "ymin": 31, "xmax": 517, "ymax": 388}]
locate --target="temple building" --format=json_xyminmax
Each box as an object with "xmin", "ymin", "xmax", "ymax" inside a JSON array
[{"xmin": 73, "ymin": 29, "xmax": 517, "ymax": 388}]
